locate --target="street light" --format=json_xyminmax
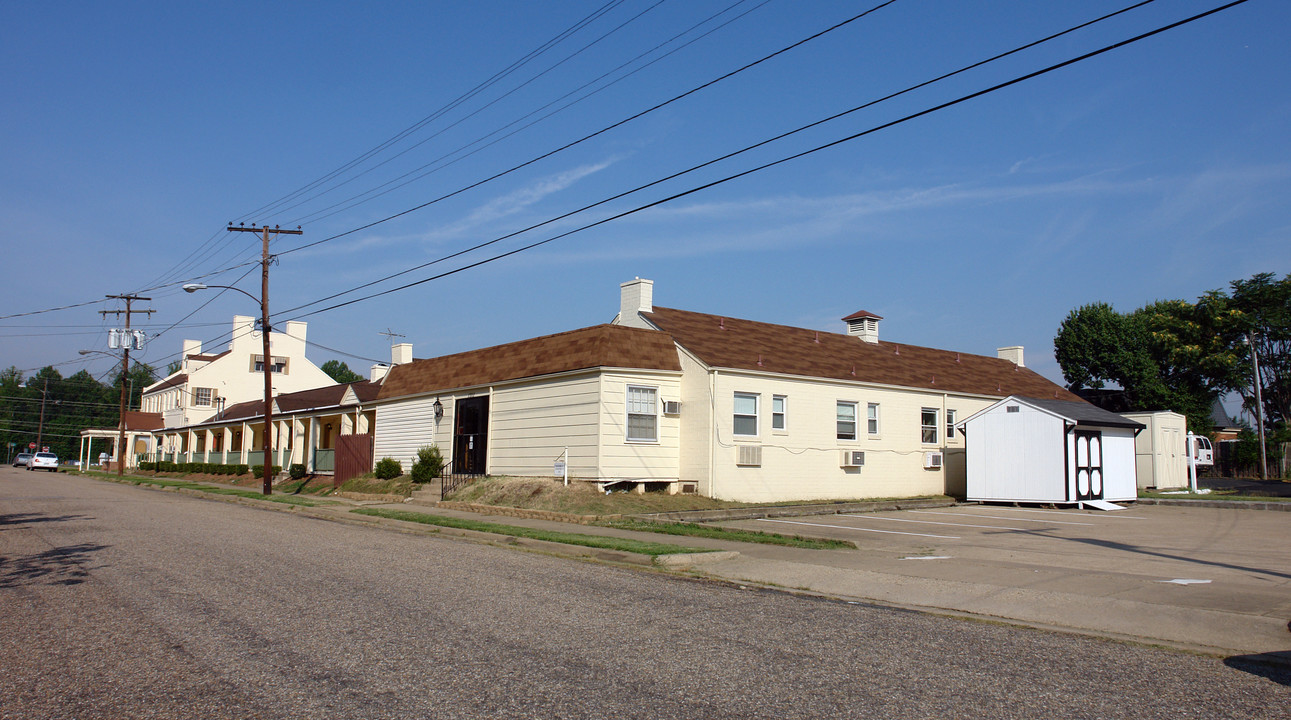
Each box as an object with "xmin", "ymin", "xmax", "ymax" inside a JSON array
[
  {"xmin": 1242, "ymin": 334, "xmax": 1269, "ymax": 481},
  {"xmin": 80, "ymin": 348, "xmax": 129, "ymax": 478},
  {"xmin": 183, "ymin": 281, "xmax": 276, "ymax": 495}
]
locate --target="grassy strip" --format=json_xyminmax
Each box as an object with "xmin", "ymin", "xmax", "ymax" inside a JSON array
[
  {"xmin": 351, "ymin": 508, "xmax": 714, "ymax": 557},
  {"xmin": 1140, "ymin": 490, "xmax": 1290, "ymax": 502},
  {"xmin": 121, "ymin": 476, "xmax": 335, "ymax": 506},
  {"xmin": 596, "ymin": 519, "xmax": 852, "ymax": 550}
]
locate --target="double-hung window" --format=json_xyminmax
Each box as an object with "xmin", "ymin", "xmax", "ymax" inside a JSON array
[
  {"xmin": 772, "ymin": 395, "xmax": 787, "ymax": 431},
  {"xmin": 626, "ymin": 386, "xmax": 658, "ymax": 442},
  {"xmin": 193, "ymin": 387, "xmax": 214, "ymax": 407},
  {"xmin": 867, "ymin": 403, "xmax": 880, "ymax": 436},
  {"xmin": 921, "ymin": 408, "xmax": 939, "ymax": 444},
  {"xmin": 733, "ymin": 393, "xmax": 759, "ymax": 437},
  {"xmin": 837, "ymin": 401, "xmax": 858, "ymax": 440},
  {"xmin": 946, "ymin": 409, "xmax": 957, "ymax": 441}
]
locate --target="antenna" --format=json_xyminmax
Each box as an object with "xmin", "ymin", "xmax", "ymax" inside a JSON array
[{"xmin": 378, "ymin": 328, "xmax": 406, "ymax": 346}]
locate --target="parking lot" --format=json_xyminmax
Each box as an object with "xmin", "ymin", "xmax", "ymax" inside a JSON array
[{"xmin": 711, "ymin": 503, "xmax": 1291, "ymax": 655}]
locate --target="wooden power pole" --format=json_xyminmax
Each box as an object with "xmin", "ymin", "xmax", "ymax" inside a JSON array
[
  {"xmin": 101, "ymin": 294, "xmax": 154, "ymax": 477},
  {"xmin": 226, "ymin": 223, "xmax": 302, "ymax": 495}
]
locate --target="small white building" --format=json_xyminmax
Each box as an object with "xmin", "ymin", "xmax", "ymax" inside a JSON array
[
  {"xmin": 1121, "ymin": 411, "xmax": 1188, "ymax": 490},
  {"xmin": 959, "ymin": 396, "xmax": 1144, "ymax": 506}
]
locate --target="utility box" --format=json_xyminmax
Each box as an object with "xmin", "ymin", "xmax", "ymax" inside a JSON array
[{"xmin": 1121, "ymin": 411, "xmax": 1188, "ymax": 490}]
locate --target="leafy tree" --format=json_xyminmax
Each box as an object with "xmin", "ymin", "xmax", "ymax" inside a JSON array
[
  {"xmin": 321, "ymin": 359, "xmax": 363, "ymax": 384},
  {"xmin": 1229, "ymin": 272, "xmax": 1291, "ymax": 429},
  {"xmin": 166, "ymin": 360, "xmax": 182, "ymax": 376}
]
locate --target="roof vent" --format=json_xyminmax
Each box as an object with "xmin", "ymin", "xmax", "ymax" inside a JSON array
[{"xmin": 843, "ymin": 310, "xmax": 882, "ymax": 343}]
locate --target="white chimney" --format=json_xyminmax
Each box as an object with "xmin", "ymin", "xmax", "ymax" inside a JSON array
[
  {"xmin": 182, "ymin": 339, "xmax": 202, "ymax": 358},
  {"xmin": 370, "ymin": 364, "xmax": 390, "ymax": 383},
  {"xmin": 998, "ymin": 346, "xmax": 1024, "ymax": 367},
  {"xmin": 842, "ymin": 311, "xmax": 882, "ymax": 344},
  {"xmin": 618, "ymin": 277, "xmax": 654, "ymax": 329},
  {"xmin": 392, "ymin": 343, "xmax": 413, "ymax": 366}
]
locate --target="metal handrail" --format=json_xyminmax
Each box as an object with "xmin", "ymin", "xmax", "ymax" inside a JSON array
[{"xmin": 440, "ymin": 458, "xmax": 482, "ymax": 498}]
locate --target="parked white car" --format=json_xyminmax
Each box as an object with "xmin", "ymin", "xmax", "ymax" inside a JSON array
[{"xmin": 27, "ymin": 452, "xmax": 58, "ymax": 471}]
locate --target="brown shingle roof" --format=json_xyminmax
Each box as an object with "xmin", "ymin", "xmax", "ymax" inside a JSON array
[
  {"xmin": 145, "ymin": 373, "xmax": 187, "ymax": 393},
  {"xmin": 642, "ymin": 306, "xmax": 1080, "ymax": 401},
  {"xmin": 189, "ymin": 382, "xmax": 380, "ymax": 425},
  {"xmin": 124, "ymin": 411, "xmax": 164, "ymax": 431},
  {"xmin": 378, "ymin": 324, "xmax": 682, "ymax": 401}
]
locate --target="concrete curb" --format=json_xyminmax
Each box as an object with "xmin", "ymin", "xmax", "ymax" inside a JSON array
[
  {"xmin": 634, "ymin": 496, "xmax": 958, "ymax": 523},
  {"xmin": 436, "ymin": 500, "xmax": 617, "ymax": 524},
  {"xmin": 654, "ymin": 551, "xmax": 740, "ymax": 568}
]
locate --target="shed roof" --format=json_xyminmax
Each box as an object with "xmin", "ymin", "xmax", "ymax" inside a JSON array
[
  {"xmin": 1012, "ymin": 396, "xmax": 1145, "ymax": 429},
  {"xmin": 641, "ymin": 306, "xmax": 1080, "ymax": 400},
  {"xmin": 378, "ymin": 324, "xmax": 681, "ymax": 401}
]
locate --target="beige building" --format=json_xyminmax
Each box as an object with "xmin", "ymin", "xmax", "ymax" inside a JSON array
[
  {"xmin": 371, "ymin": 279, "xmax": 1080, "ymax": 503},
  {"xmin": 140, "ymin": 315, "xmax": 336, "ymax": 429}
]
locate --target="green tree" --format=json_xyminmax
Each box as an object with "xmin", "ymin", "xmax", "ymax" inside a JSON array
[
  {"xmin": 1229, "ymin": 272, "xmax": 1291, "ymax": 428},
  {"xmin": 321, "ymin": 359, "xmax": 363, "ymax": 384}
]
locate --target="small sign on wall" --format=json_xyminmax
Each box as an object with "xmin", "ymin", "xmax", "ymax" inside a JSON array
[{"xmin": 554, "ymin": 460, "xmax": 566, "ymax": 476}]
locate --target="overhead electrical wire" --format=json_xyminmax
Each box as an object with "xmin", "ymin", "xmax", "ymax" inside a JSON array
[
  {"xmin": 241, "ymin": 0, "xmax": 634, "ymax": 221},
  {"xmin": 280, "ymin": 0, "xmax": 774, "ymax": 228},
  {"xmin": 273, "ymin": 0, "xmax": 1165, "ymax": 319},
  {"xmin": 277, "ymin": 0, "xmax": 903, "ymax": 258},
  {"xmin": 281, "ymin": 0, "xmax": 1248, "ymax": 321}
]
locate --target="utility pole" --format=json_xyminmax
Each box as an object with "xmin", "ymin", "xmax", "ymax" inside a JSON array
[
  {"xmin": 226, "ymin": 223, "xmax": 302, "ymax": 495},
  {"xmin": 1246, "ymin": 333, "xmax": 1269, "ymax": 481},
  {"xmin": 35, "ymin": 378, "xmax": 48, "ymax": 451},
  {"xmin": 101, "ymin": 294, "xmax": 154, "ymax": 477}
]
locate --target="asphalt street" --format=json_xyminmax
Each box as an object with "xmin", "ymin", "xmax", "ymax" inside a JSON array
[{"xmin": 2, "ymin": 469, "xmax": 1288, "ymax": 719}]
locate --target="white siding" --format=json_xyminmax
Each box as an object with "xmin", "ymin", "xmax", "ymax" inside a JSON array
[
  {"xmin": 677, "ymin": 349, "xmax": 714, "ymax": 494},
  {"xmin": 1123, "ymin": 411, "xmax": 1187, "ymax": 489},
  {"xmin": 596, "ymin": 371, "xmax": 682, "ymax": 480},
  {"xmin": 373, "ymin": 395, "xmax": 444, "ymax": 471},
  {"xmin": 489, "ymin": 375, "xmax": 601, "ymax": 477},
  {"xmin": 965, "ymin": 403, "xmax": 1066, "ymax": 502}
]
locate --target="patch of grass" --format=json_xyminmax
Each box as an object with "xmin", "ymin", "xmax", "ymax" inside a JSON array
[
  {"xmin": 351, "ymin": 508, "xmax": 714, "ymax": 557},
  {"xmin": 336, "ymin": 473, "xmax": 415, "ymax": 497},
  {"xmin": 1140, "ymin": 489, "xmax": 1291, "ymax": 502},
  {"xmin": 122, "ymin": 476, "xmax": 335, "ymax": 506},
  {"xmin": 278, "ymin": 476, "xmax": 338, "ymax": 496},
  {"xmin": 595, "ymin": 519, "xmax": 852, "ymax": 550}
]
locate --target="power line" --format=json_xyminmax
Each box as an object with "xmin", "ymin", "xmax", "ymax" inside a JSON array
[
  {"xmin": 276, "ymin": 0, "xmax": 902, "ymax": 257},
  {"xmin": 283, "ymin": 0, "xmax": 1248, "ymax": 320},
  {"xmin": 274, "ymin": 0, "xmax": 1166, "ymax": 319}
]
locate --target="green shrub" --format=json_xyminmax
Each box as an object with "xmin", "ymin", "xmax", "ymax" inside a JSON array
[
  {"xmin": 289, "ymin": 463, "xmax": 307, "ymax": 480},
  {"xmin": 374, "ymin": 457, "xmax": 403, "ymax": 480},
  {"xmin": 410, "ymin": 445, "xmax": 444, "ymax": 484},
  {"xmin": 236, "ymin": 464, "xmax": 249, "ymax": 476},
  {"xmin": 251, "ymin": 465, "xmax": 283, "ymax": 478}
]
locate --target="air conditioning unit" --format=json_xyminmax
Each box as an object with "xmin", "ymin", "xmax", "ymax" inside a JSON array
[
  {"xmin": 840, "ymin": 450, "xmax": 865, "ymax": 468},
  {"xmin": 736, "ymin": 445, "xmax": 762, "ymax": 467},
  {"xmin": 662, "ymin": 401, "xmax": 682, "ymax": 415},
  {"xmin": 924, "ymin": 452, "xmax": 944, "ymax": 469}
]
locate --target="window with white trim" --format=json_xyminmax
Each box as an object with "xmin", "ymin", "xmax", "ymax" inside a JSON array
[
  {"xmin": 733, "ymin": 393, "xmax": 759, "ymax": 437},
  {"xmin": 946, "ymin": 409, "xmax": 957, "ymax": 440},
  {"xmin": 626, "ymin": 386, "xmax": 658, "ymax": 442},
  {"xmin": 252, "ymin": 355, "xmax": 288, "ymax": 374},
  {"xmin": 772, "ymin": 395, "xmax": 787, "ymax": 431},
  {"xmin": 867, "ymin": 403, "xmax": 880, "ymax": 436},
  {"xmin": 193, "ymin": 387, "xmax": 215, "ymax": 407},
  {"xmin": 921, "ymin": 408, "xmax": 939, "ymax": 444},
  {"xmin": 837, "ymin": 401, "xmax": 858, "ymax": 440}
]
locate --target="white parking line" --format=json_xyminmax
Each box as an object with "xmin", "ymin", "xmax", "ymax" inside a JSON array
[
  {"xmin": 756, "ymin": 518, "xmax": 960, "ymax": 539},
  {"xmin": 839, "ymin": 514, "xmax": 1028, "ymax": 531},
  {"xmin": 908, "ymin": 510, "xmax": 1095, "ymax": 526}
]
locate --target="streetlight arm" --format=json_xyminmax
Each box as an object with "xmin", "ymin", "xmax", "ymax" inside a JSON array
[{"xmin": 182, "ymin": 283, "xmax": 260, "ymax": 304}]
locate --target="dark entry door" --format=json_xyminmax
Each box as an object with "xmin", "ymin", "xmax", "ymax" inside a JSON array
[
  {"xmin": 1073, "ymin": 430, "xmax": 1104, "ymax": 501},
  {"xmin": 453, "ymin": 396, "xmax": 489, "ymax": 475}
]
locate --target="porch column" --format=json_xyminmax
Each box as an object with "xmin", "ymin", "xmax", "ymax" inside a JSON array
[
  {"xmin": 307, "ymin": 417, "xmax": 320, "ymax": 473},
  {"xmin": 240, "ymin": 422, "xmax": 250, "ymax": 465}
]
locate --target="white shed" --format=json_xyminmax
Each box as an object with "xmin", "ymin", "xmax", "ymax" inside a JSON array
[
  {"xmin": 1120, "ymin": 411, "xmax": 1188, "ymax": 490},
  {"xmin": 958, "ymin": 396, "xmax": 1145, "ymax": 507}
]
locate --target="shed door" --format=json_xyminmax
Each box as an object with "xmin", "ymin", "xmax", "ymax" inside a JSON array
[{"xmin": 1074, "ymin": 430, "xmax": 1103, "ymax": 501}]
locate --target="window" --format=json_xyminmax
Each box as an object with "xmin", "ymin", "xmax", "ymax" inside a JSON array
[
  {"xmin": 921, "ymin": 408, "xmax": 939, "ymax": 444},
  {"xmin": 733, "ymin": 393, "xmax": 759, "ymax": 436},
  {"xmin": 837, "ymin": 401, "xmax": 858, "ymax": 440},
  {"xmin": 772, "ymin": 395, "xmax": 787, "ymax": 431},
  {"xmin": 193, "ymin": 387, "xmax": 214, "ymax": 407},
  {"xmin": 867, "ymin": 403, "xmax": 880, "ymax": 436},
  {"xmin": 252, "ymin": 355, "xmax": 288, "ymax": 374},
  {"xmin": 626, "ymin": 386, "xmax": 658, "ymax": 442},
  {"xmin": 946, "ymin": 409, "xmax": 957, "ymax": 440}
]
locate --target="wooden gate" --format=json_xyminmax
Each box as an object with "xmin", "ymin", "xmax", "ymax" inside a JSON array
[{"xmin": 334, "ymin": 434, "xmax": 373, "ymax": 488}]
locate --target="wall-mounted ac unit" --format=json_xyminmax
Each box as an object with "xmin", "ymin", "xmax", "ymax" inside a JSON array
[
  {"xmin": 924, "ymin": 452, "xmax": 943, "ymax": 469},
  {"xmin": 840, "ymin": 450, "xmax": 865, "ymax": 468},
  {"xmin": 662, "ymin": 401, "xmax": 682, "ymax": 415},
  {"xmin": 736, "ymin": 445, "xmax": 762, "ymax": 467}
]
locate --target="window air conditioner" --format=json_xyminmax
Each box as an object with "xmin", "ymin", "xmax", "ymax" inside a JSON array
[
  {"xmin": 736, "ymin": 445, "xmax": 762, "ymax": 467},
  {"xmin": 662, "ymin": 401, "xmax": 682, "ymax": 415},
  {"xmin": 924, "ymin": 452, "xmax": 944, "ymax": 469},
  {"xmin": 840, "ymin": 450, "xmax": 865, "ymax": 468}
]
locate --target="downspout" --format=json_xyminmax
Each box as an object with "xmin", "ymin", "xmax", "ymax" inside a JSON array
[{"xmin": 710, "ymin": 368, "xmax": 718, "ymax": 499}]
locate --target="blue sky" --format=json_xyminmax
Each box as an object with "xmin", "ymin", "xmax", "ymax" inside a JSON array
[{"xmin": 2, "ymin": 0, "xmax": 1288, "ymax": 406}]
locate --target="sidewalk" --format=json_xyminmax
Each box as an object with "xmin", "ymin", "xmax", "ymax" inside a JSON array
[{"xmin": 96, "ymin": 473, "xmax": 1291, "ymax": 663}]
